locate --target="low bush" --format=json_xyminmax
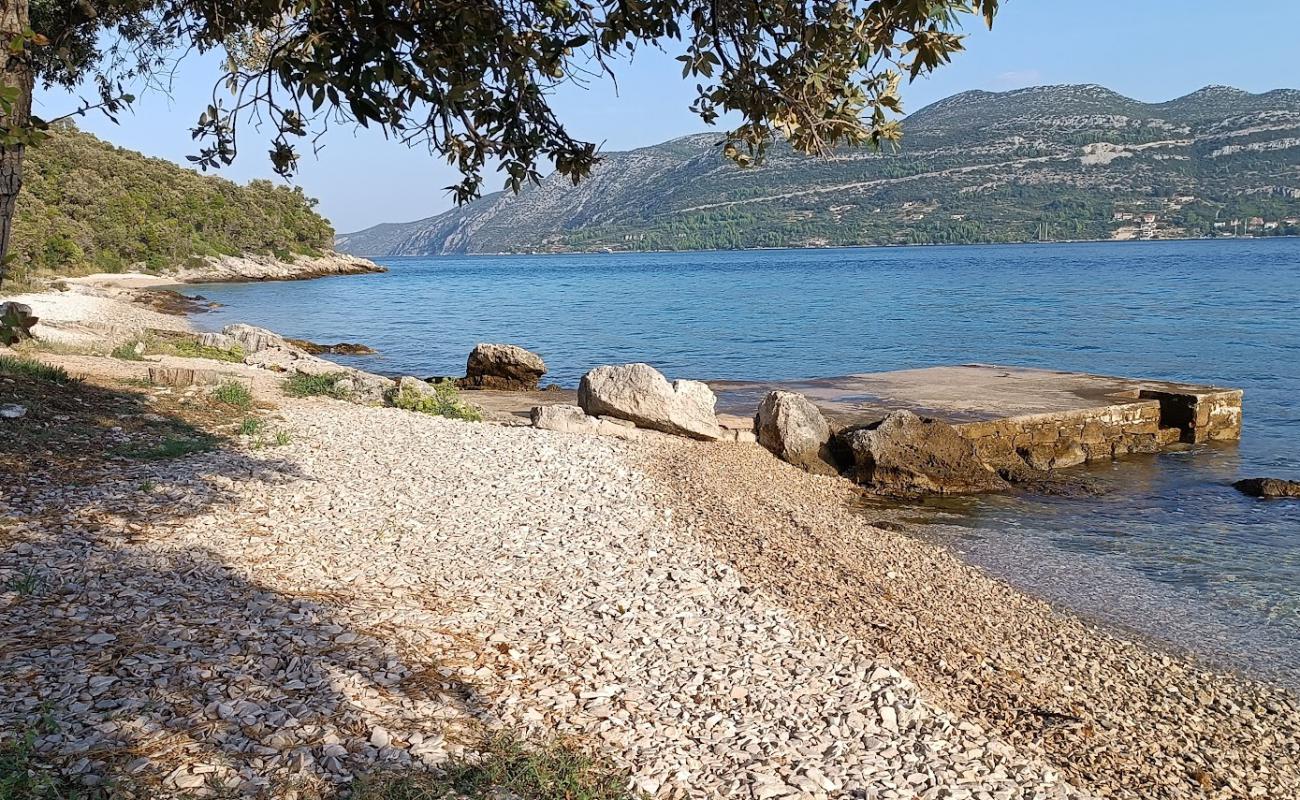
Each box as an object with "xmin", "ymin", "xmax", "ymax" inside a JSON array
[
  {"xmin": 389, "ymin": 380, "xmax": 482, "ymax": 422},
  {"xmin": 283, "ymin": 371, "xmax": 350, "ymax": 399},
  {"xmin": 210, "ymin": 381, "xmax": 253, "ymax": 410},
  {"xmin": 110, "ymin": 341, "xmax": 144, "ymax": 361}
]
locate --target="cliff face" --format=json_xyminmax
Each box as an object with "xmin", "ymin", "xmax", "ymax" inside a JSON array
[{"xmin": 338, "ymin": 85, "xmax": 1300, "ymax": 255}]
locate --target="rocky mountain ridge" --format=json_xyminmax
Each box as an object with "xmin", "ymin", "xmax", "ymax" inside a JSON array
[{"xmin": 337, "ymin": 84, "xmax": 1300, "ymax": 255}]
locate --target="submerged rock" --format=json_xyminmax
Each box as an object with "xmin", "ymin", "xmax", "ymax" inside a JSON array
[
  {"xmin": 462, "ymin": 343, "xmax": 547, "ymax": 391},
  {"xmin": 755, "ymin": 390, "xmax": 840, "ymax": 475},
  {"xmin": 1233, "ymin": 477, "xmax": 1300, "ymax": 499},
  {"xmin": 578, "ymin": 362, "xmax": 721, "ymax": 440},
  {"xmin": 839, "ymin": 410, "xmax": 1008, "ymax": 497},
  {"xmin": 285, "ymin": 338, "xmax": 378, "ymax": 356}
]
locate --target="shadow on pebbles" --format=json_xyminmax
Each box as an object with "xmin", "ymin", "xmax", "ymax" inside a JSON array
[{"xmin": 2, "ymin": 395, "xmax": 1297, "ymax": 799}]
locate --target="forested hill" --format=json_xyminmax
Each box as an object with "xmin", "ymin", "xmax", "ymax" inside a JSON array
[
  {"xmin": 10, "ymin": 124, "xmax": 334, "ymax": 280},
  {"xmin": 337, "ymin": 84, "xmax": 1300, "ymax": 255}
]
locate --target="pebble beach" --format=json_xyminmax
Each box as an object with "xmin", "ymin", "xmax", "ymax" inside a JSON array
[{"xmin": 2, "ymin": 284, "xmax": 1298, "ymax": 799}]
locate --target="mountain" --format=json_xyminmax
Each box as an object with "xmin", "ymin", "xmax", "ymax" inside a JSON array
[
  {"xmin": 11, "ymin": 125, "xmax": 335, "ymax": 279},
  {"xmin": 337, "ymin": 84, "xmax": 1300, "ymax": 256}
]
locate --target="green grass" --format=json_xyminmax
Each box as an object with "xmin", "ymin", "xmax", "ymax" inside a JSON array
[
  {"xmin": 210, "ymin": 381, "xmax": 253, "ymax": 410},
  {"xmin": 238, "ymin": 417, "xmax": 265, "ymax": 436},
  {"xmin": 273, "ymin": 430, "xmax": 292, "ymax": 447},
  {"xmin": 138, "ymin": 478, "xmax": 156, "ymax": 493},
  {"xmin": 283, "ymin": 371, "xmax": 350, "ymax": 399},
  {"xmin": 350, "ymin": 736, "xmax": 635, "ymax": 800},
  {"xmin": 109, "ymin": 341, "xmax": 144, "ymax": 361},
  {"xmin": 0, "ymin": 355, "xmax": 75, "ymax": 384},
  {"xmin": 3, "ymin": 568, "xmax": 39, "ymax": 596},
  {"xmin": 389, "ymin": 380, "xmax": 482, "ymax": 422},
  {"xmin": 167, "ymin": 339, "xmax": 245, "ymax": 363},
  {"xmin": 114, "ymin": 435, "xmax": 215, "ymax": 461},
  {"xmin": 0, "ymin": 717, "xmax": 99, "ymax": 800}
]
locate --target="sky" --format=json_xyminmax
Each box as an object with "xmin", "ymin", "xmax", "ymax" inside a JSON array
[{"xmin": 34, "ymin": 1, "xmax": 1300, "ymax": 234}]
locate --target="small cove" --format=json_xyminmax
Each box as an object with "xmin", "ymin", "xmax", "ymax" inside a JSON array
[{"xmin": 188, "ymin": 238, "xmax": 1300, "ymax": 689}]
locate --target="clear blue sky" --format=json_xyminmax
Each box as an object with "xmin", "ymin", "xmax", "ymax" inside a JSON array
[{"xmin": 34, "ymin": 1, "xmax": 1300, "ymax": 233}]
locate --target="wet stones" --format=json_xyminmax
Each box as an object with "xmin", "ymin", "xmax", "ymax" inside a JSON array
[
  {"xmin": 462, "ymin": 343, "xmax": 547, "ymax": 391},
  {"xmin": 1233, "ymin": 478, "xmax": 1300, "ymax": 499},
  {"xmin": 839, "ymin": 410, "xmax": 1008, "ymax": 497}
]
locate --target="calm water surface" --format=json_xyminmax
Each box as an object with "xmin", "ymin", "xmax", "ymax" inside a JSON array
[{"xmin": 190, "ymin": 240, "xmax": 1300, "ymax": 688}]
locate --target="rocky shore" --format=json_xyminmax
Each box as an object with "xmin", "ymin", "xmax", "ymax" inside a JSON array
[{"xmin": 2, "ymin": 285, "xmax": 1298, "ymax": 799}]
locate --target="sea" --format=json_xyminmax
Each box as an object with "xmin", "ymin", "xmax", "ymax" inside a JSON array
[{"xmin": 187, "ymin": 238, "xmax": 1300, "ymax": 689}]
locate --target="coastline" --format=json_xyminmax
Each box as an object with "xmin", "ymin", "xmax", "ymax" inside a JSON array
[
  {"xmin": 2, "ymin": 284, "xmax": 1298, "ymax": 798},
  {"xmin": 342, "ymin": 232, "xmax": 1299, "ymax": 260}
]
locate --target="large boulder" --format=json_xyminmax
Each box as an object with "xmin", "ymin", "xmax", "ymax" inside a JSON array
[
  {"xmin": 221, "ymin": 323, "xmax": 291, "ymax": 354},
  {"xmin": 0, "ymin": 301, "xmax": 38, "ymax": 346},
  {"xmin": 462, "ymin": 343, "xmax": 547, "ymax": 390},
  {"xmin": 755, "ymin": 391, "xmax": 840, "ymax": 475},
  {"xmin": 1233, "ymin": 478, "xmax": 1300, "ymax": 499},
  {"xmin": 577, "ymin": 363, "xmax": 722, "ymax": 441},
  {"xmin": 839, "ymin": 410, "xmax": 1008, "ymax": 497}
]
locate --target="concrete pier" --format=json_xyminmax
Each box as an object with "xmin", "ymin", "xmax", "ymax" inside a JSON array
[{"xmin": 713, "ymin": 365, "xmax": 1242, "ymax": 471}]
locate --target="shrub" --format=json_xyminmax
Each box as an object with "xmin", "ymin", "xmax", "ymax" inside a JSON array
[
  {"xmin": 283, "ymin": 371, "xmax": 350, "ymax": 399},
  {"xmin": 210, "ymin": 381, "xmax": 253, "ymax": 410},
  {"xmin": 110, "ymin": 341, "xmax": 144, "ymax": 361},
  {"xmin": 0, "ymin": 354, "xmax": 74, "ymax": 384},
  {"xmin": 389, "ymin": 380, "xmax": 482, "ymax": 422}
]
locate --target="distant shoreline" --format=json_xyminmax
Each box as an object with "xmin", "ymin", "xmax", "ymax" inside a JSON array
[{"xmin": 350, "ymin": 233, "xmax": 1299, "ymax": 260}]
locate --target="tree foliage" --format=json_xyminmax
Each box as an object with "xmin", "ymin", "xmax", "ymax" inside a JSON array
[{"xmin": 18, "ymin": 0, "xmax": 997, "ymax": 204}]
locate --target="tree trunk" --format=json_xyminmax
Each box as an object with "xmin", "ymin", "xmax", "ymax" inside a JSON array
[{"xmin": 0, "ymin": 0, "xmax": 32, "ymax": 290}]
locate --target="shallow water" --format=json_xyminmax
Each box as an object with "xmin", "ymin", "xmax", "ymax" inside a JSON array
[{"xmin": 189, "ymin": 239, "xmax": 1300, "ymax": 688}]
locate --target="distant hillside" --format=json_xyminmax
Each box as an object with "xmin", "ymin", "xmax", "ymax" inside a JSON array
[
  {"xmin": 10, "ymin": 124, "xmax": 335, "ymax": 280},
  {"xmin": 338, "ymin": 84, "xmax": 1300, "ymax": 255}
]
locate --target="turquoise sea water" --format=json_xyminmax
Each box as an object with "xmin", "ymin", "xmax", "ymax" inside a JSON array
[{"xmin": 189, "ymin": 239, "xmax": 1300, "ymax": 688}]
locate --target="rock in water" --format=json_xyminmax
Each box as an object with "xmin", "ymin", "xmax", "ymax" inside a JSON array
[
  {"xmin": 1233, "ymin": 477, "xmax": 1300, "ymax": 499},
  {"xmin": 463, "ymin": 343, "xmax": 547, "ymax": 390},
  {"xmin": 840, "ymin": 410, "xmax": 1008, "ymax": 496},
  {"xmin": 755, "ymin": 391, "xmax": 840, "ymax": 475},
  {"xmin": 578, "ymin": 363, "xmax": 722, "ymax": 440}
]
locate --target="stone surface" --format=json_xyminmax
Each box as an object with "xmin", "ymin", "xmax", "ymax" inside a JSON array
[
  {"xmin": 0, "ymin": 403, "xmax": 27, "ymax": 419},
  {"xmin": 1233, "ymin": 477, "xmax": 1300, "ymax": 499},
  {"xmin": 532, "ymin": 404, "xmax": 643, "ymax": 439},
  {"xmin": 0, "ymin": 301, "xmax": 38, "ymax": 345},
  {"xmin": 146, "ymin": 366, "xmax": 233, "ymax": 387},
  {"xmin": 197, "ymin": 332, "xmax": 240, "ymax": 352},
  {"xmin": 531, "ymin": 404, "xmax": 600, "ymax": 435},
  {"xmin": 755, "ymin": 391, "xmax": 839, "ymax": 475},
  {"xmin": 463, "ymin": 343, "xmax": 547, "ymax": 391},
  {"xmin": 840, "ymin": 410, "xmax": 1008, "ymax": 496},
  {"xmin": 222, "ymin": 324, "xmax": 291, "ymax": 354},
  {"xmin": 578, "ymin": 363, "xmax": 722, "ymax": 440}
]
